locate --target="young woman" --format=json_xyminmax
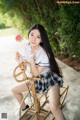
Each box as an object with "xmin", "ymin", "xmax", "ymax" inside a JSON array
[{"xmin": 12, "ymin": 24, "xmax": 65, "ymax": 120}]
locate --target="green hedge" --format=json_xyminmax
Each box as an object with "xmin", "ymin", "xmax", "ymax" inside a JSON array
[{"xmin": 0, "ymin": 1, "xmax": 80, "ymax": 58}]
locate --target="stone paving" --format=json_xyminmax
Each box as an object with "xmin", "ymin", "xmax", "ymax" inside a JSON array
[{"xmin": 0, "ymin": 28, "xmax": 80, "ymax": 120}]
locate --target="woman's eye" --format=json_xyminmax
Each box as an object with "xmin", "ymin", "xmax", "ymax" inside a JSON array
[
  {"xmin": 37, "ymin": 36, "xmax": 41, "ymax": 39},
  {"xmin": 31, "ymin": 33, "xmax": 33, "ymax": 36}
]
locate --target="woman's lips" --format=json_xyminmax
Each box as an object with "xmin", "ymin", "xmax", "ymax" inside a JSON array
[{"xmin": 31, "ymin": 42, "xmax": 36, "ymax": 44}]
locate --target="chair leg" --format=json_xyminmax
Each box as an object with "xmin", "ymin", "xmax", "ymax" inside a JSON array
[{"xmin": 60, "ymin": 85, "xmax": 69, "ymax": 108}]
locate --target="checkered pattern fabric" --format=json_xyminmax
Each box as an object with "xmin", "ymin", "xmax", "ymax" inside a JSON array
[{"xmin": 34, "ymin": 72, "xmax": 63, "ymax": 93}]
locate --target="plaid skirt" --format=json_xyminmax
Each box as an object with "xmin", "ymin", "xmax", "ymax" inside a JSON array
[{"xmin": 34, "ymin": 72, "xmax": 63, "ymax": 93}]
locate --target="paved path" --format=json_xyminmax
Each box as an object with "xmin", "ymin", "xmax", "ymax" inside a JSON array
[{"xmin": 0, "ymin": 28, "xmax": 80, "ymax": 120}]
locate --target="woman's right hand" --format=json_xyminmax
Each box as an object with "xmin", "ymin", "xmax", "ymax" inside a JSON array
[{"xmin": 16, "ymin": 52, "xmax": 23, "ymax": 64}]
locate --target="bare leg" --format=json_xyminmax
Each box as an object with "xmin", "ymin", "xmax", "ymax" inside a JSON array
[
  {"xmin": 12, "ymin": 81, "xmax": 31, "ymax": 109},
  {"xmin": 48, "ymin": 85, "xmax": 65, "ymax": 120}
]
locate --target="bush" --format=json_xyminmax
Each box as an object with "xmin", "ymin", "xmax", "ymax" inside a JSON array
[{"xmin": 0, "ymin": 23, "xmax": 5, "ymax": 29}]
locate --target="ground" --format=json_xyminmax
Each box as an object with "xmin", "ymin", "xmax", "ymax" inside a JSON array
[{"xmin": 56, "ymin": 56, "xmax": 80, "ymax": 72}]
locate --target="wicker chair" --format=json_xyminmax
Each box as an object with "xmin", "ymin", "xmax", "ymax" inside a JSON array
[{"xmin": 13, "ymin": 62, "xmax": 69, "ymax": 120}]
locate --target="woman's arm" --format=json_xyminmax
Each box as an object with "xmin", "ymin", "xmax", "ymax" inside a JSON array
[
  {"xmin": 16, "ymin": 52, "xmax": 27, "ymax": 70},
  {"xmin": 16, "ymin": 52, "xmax": 23, "ymax": 64},
  {"xmin": 29, "ymin": 48, "xmax": 46, "ymax": 76},
  {"xmin": 30, "ymin": 58, "xmax": 46, "ymax": 77}
]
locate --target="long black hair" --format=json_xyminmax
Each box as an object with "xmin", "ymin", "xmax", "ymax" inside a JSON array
[{"xmin": 28, "ymin": 24, "xmax": 62, "ymax": 77}]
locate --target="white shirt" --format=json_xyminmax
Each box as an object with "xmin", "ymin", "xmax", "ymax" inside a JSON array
[{"xmin": 21, "ymin": 44, "xmax": 50, "ymax": 75}]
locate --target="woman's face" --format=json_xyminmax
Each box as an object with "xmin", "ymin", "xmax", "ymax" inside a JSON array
[{"xmin": 28, "ymin": 29, "xmax": 42, "ymax": 48}]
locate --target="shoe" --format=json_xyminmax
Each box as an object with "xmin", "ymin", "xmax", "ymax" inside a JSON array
[
  {"xmin": 22, "ymin": 105, "xmax": 29, "ymax": 111},
  {"xmin": 15, "ymin": 105, "xmax": 29, "ymax": 119}
]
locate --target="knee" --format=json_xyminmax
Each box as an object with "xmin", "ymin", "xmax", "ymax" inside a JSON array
[{"xmin": 12, "ymin": 87, "xmax": 17, "ymax": 94}]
